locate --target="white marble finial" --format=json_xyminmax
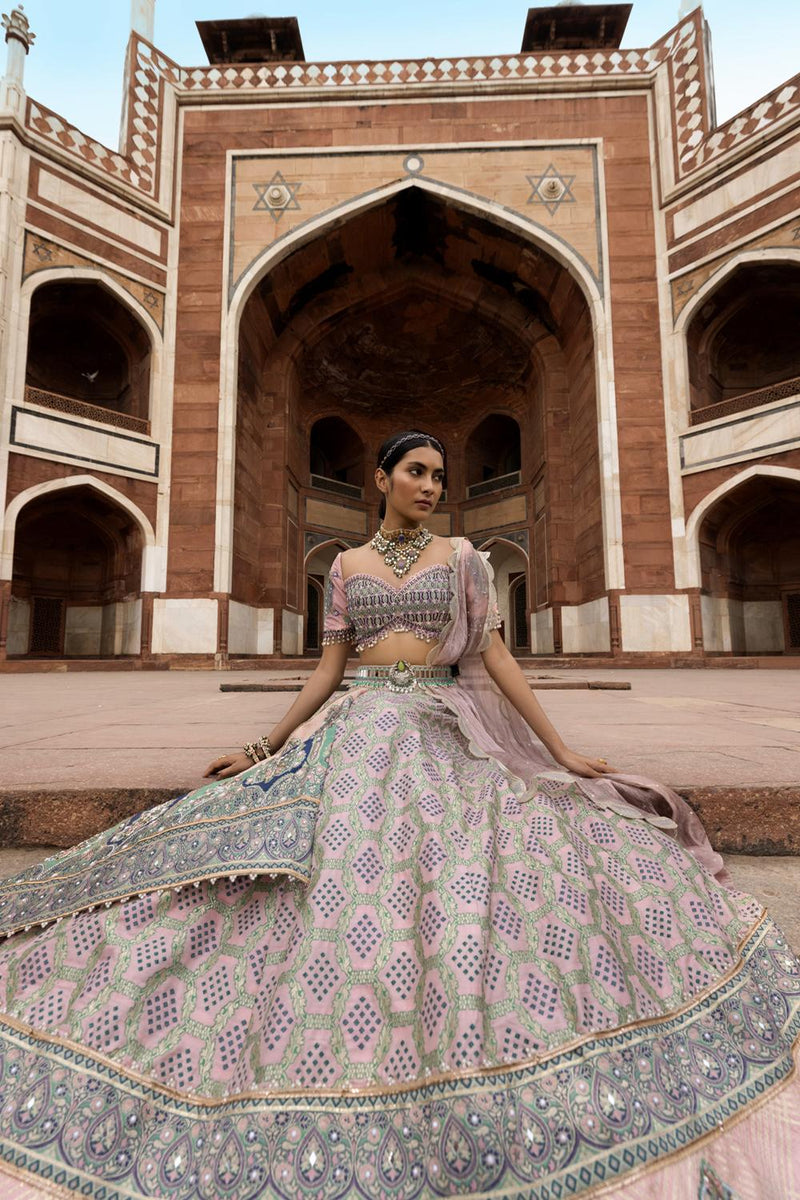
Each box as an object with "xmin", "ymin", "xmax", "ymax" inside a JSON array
[
  {"xmin": 2, "ymin": 5, "xmax": 34, "ymax": 52},
  {"xmin": 2, "ymin": 5, "xmax": 33, "ymax": 92}
]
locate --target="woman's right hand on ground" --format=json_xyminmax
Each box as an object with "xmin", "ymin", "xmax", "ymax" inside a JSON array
[
  {"xmin": 202, "ymin": 752, "xmax": 254, "ymax": 779},
  {"xmin": 554, "ymin": 748, "xmax": 619, "ymax": 779}
]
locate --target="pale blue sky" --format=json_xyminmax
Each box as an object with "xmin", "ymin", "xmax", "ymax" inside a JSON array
[{"xmin": 18, "ymin": 0, "xmax": 800, "ymax": 151}]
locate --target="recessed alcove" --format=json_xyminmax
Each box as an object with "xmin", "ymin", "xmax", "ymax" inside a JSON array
[
  {"xmin": 8, "ymin": 485, "xmax": 144, "ymax": 658},
  {"xmin": 25, "ymin": 281, "xmax": 151, "ymax": 432}
]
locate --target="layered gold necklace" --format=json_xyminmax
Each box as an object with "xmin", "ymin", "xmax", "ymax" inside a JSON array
[{"xmin": 370, "ymin": 525, "xmax": 433, "ymax": 578}]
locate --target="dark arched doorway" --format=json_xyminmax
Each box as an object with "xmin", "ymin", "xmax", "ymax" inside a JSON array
[
  {"xmin": 8, "ymin": 487, "xmax": 144, "ymax": 658},
  {"xmin": 309, "ymin": 417, "xmax": 365, "ymax": 497},
  {"xmin": 698, "ymin": 474, "xmax": 800, "ymax": 654},
  {"xmin": 481, "ymin": 539, "xmax": 530, "ymax": 654},
  {"xmin": 234, "ymin": 186, "xmax": 601, "ymax": 655},
  {"xmin": 25, "ymin": 280, "xmax": 151, "ymax": 432},
  {"xmin": 687, "ymin": 262, "xmax": 800, "ymax": 425},
  {"xmin": 303, "ymin": 541, "xmax": 349, "ymax": 654},
  {"xmin": 465, "ymin": 414, "xmax": 522, "ymax": 497}
]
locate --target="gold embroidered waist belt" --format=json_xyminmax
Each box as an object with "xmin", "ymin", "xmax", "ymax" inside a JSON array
[{"xmin": 352, "ymin": 661, "xmax": 456, "ymax": 692}]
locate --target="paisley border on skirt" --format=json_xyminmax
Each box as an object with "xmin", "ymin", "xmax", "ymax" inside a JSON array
[{"xmin": 0, "ymin": 918, "xmax": 797, "ymax": 1200}]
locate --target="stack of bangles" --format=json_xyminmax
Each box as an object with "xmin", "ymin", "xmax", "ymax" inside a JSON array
[{"xmin": 242, "ymin": 735, "xmax": 274, "ymax": 764}]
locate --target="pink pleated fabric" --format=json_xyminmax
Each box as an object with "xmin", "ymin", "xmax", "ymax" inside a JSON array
[{"xmin": 427, "ymin": 538, "xmax": 727, "ymax": 882}]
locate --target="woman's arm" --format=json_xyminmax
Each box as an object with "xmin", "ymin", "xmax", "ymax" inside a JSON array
[
  {"xmin": 203, "ymin": 642, "xmax": 351, "ymax": 779},
  {"xmin": 480, "ymin": 631, "xmax": 617, "ymax": 779}
]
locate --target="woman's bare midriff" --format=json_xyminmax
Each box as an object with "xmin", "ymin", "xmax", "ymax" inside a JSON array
[{"xmin": 357, "ymin": 631, "xmax": 439, "ymax": 667}]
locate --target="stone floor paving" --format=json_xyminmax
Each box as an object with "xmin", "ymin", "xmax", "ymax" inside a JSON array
[{"xmin": 0, "ymin": 667, "xmax": 798, "ymax": 790}]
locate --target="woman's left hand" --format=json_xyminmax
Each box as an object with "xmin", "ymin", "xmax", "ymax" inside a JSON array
[{"xmin": 553, "ymin": 748, "xmax": 619, "ymax": 778}]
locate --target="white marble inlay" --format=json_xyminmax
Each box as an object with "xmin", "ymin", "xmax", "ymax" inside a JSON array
[
  {"xmin": 619, "ymin": 594, "xmax": 692, "ymax": 652},
  {"xmin": 673, "ymin": 143, "xmax": 800, "ymax": 239},
  {"xmin": 561, "ymin": 597, "xmax": 610, "ymax": 654},
  {"xmin": 99, "ymin": 599, "xmax": 142, "ymax": 656},
  {"xmin": 701, "ymin": 596, "xmax": 785, "ymax": 653},
  {"xmin": 6, "ymin": 596, "xmax": 29, "ymax": 655},
  {"xmin": 64, "ymin": 605, "xmax": 103, "ymax": 656},
  {"xmin": 37, "ymin": 168, "xmax": 163, "ymax": 256},
  {"xmin": 530, "ymin": 608, "xmax": 555, "ymax": 655},
  {"xmin": 228, "ymin": 600, "xmax": 275, "ymax": 655},
  {"xmin": 743, "ymin": 600, "xmax": 785, "ymax": 653},
  {"xmin": 700, "ymin": 595, "xmax": 734, "ymax": 652},
  {"xmin": 13, "ymin": 409, "xmax": 158, "ymax": 477},
  {"xmin": 680, "ymin": 396, "xmax": 800, "ymax": 474},
  {"xmin": 151, "ymin": 599, "xmax": 218, "ymax": 654},
  {"xmin": 281, "ymin": 610, "xmax": 303, "ymax": 656}
]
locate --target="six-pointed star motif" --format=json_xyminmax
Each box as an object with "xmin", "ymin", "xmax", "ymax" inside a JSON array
[
  {"xmin": 525, "ymin": 165, "xmax": 576, "ymax": 216},
  {"xmin": 252, "ymin": 171, "xmax": 302, "ymax": 221}
]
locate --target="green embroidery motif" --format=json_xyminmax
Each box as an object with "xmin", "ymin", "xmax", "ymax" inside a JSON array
[{"xmin": 699, "ymin": 1159, "xmax": 738, "ymax": 1199}]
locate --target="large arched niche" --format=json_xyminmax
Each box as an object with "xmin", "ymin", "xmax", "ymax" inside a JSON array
[
  {"xmin": 697, "ymin": 474, "xmax": 800, "ymax": 655},
  {"xmin": 686, "ymin": 261, "xmax": 800, "ymax": 424},
  {"xmin": 232, "ymin": 187, "xmax": 602, "ymax": 653},
  {"xmin": 25, "ymin": 280, "xmax": 152, "ymax": 429},
  {"xmin": 8, "ymin": 485, "xmax": 144, "ymax": 658}
]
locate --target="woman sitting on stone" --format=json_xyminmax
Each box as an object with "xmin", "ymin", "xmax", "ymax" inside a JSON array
[{"xmin": 0, "ymin": 429, "xmax": 796, "ymax": 1200}]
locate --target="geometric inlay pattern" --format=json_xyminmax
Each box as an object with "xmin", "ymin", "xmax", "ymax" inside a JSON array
[
  {"xmin": 252, "ymin": 171, "xmax": 302, "ymax": 222},
  {"xmin": 525, "ymin": 163, "xmax": 577, "ymax": 215}
]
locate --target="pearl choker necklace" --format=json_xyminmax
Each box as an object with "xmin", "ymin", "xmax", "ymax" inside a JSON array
[{"xmin": 370, "ymin": 525, "xmax": 433, "ymax": 578}]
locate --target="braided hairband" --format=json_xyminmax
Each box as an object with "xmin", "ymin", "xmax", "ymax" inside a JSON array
[{"xmin": 378, "ymin": 433, "xmax": 445, "ymax": 470}]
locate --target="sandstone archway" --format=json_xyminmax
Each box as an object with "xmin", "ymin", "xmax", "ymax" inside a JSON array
[
  {"xmin": 8, "ymin": 485, "xmax": 145, "ymax": 659},
  {"xmin": 479, "ymin": 536, "xmax": 530, "ymax": 653},
  {"xmin": 304, "ymin": 539, "xmax": 350, "ymax": 653},
  {"xmin": 697, "ymin": 473, "xmax": 800, "ymax": 654},
  {"xmin": 686, "ymin": 261, "xmax": 800, "ymax": 426},
  {"xmin": 25, "ymin": 279, "xmax": 153, "ymax": 431},
  {"xmin": 232, "ymin": 186, "xmax": 605, "ymax": 656}
]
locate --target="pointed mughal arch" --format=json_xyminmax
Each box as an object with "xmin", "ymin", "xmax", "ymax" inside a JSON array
[
  {"xmin": 674, "ymin": 248, "xmax": 800, "ymax": 336},
  {"xmin": 303, "ymin": 537, "xmax": 351, "ymax": 568},
  {"xmin": 229, "ymin": 176, "xmax": 604, "ymax": 318},
  {"xmin": 1, "ymin": 474, "xmax": 160, "ymax": 590},
  {"xmin": 214, "ymin": 175, "xmax": 624, "ymax": 594},
  {"xmin": 12, "ymin": 267, "xmax": 163, "ymax": 405},
  {"xmin": 683, "ymin": 464, "xmax": 800, "ymax": 590},
  {"xmin": 476, "ymin": 535, "xmax": 530, "ymax": 562},
  {"xmin": 655, "ymin": 246, "xmax": 800, "ymax": 591}
]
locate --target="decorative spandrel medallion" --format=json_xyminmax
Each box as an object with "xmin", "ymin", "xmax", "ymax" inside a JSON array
[{"xmin": 229, "ymin": 144, "xmax": 603, "ymax": 301}]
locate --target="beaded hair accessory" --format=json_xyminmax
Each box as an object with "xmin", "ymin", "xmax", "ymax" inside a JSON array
[{"xmin": 378, "ymin": 434, "xmax": 445, "ymax": 470}]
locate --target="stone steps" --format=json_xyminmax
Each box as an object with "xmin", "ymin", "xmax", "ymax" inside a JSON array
[{"xmin": 0, "ymin": 785, "xmax": 797, "ymax": 856}]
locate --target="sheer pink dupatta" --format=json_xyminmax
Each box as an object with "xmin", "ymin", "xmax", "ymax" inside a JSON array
[{"xmin": 427, "ymin": 538, "xmax": 727, "ymax": 883}]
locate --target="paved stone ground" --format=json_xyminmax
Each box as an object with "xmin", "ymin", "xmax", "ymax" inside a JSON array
[
  {"xmin": 0, "ymin": 847, "xmax": 796, "ymax": 953},
  {"xmin": 0, "ymin": 667, "xmax": 798, "ymax": 790}
]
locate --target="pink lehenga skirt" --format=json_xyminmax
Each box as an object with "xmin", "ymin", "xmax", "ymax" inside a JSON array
[{"xmin": 0, "ymin": 676, "xmax": 797, "ymax": 1199}]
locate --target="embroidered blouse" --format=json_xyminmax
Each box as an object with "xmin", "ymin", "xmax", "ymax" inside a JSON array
[{"xmin": 322, "ymin": 546, "xmax": 501, "ymax": 653}]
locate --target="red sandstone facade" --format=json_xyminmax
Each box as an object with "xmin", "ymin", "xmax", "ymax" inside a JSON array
[{"xmin": 0, "ymin": 4, "xmax": 799, "ymax": 667}]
